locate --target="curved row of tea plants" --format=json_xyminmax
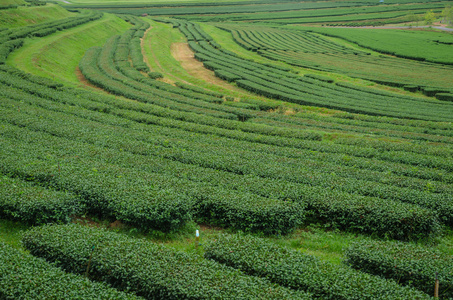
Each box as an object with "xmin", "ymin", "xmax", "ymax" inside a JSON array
[
  {"xmin": 0, "ymin": 9, "xmax": 102, "ymax": 64},
  {"xmin": 345, "ymin": 240, "xmax": 453, "ymax": 297},
  {"xmin": 182, "ymin": 3, "xmax": 442, "ymax": 23},
  {"xmin": 0, "ymin": 175, "xmax": 82, "ymax": 225},
  {"xmin": 0, "ymin": 242, "xmax": 141, "ymax": 299},
  {"xmin": 203, "ymin": 234, "xmax": 431, "ymax": 299},
  {"xmin": 0, "ymin": 67, "xmax": 447, "ymax": 239},
  {"xmin": 22, "ymin": 224, "xmax": 312, "ymax": 299},
  {"xmin": 164, "ymin": 19, "xmax": 453, "ymax": 122},
  {"xmin": 222, "ymin": 25, "xmax": 453, "ymax": 92}
]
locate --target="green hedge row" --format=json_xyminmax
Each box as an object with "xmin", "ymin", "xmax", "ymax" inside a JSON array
[
  {"xmin": 0, "ymin": 175, "xmax": 82, "ymax": 225},
  {"xmin": 0, "ymin": 39, "xmax": 23, "ymax": 64},
  {"xmin": 0, "ymin": 64, "xmax": 64, "ymax": 88},
  {"xmin": 0, "ymin": 66, "xmax": 448, "ymax": 238},
  {"xmin": 175, "ymin": 81, "xmax": 224, "ymax": 99},
  {"xmin": 242, "ymin": 97, "xmax": 280, "ymax": 111},
  {"xmin": 148, "ymin": 71, "xmax": 163, "ymax": 79},
  {"xmin": 204, "ymin": 234, "xmax": 431, "ymax": 299},
  {"xmin": 22, "ymin": 224, "xmax": 312, "ymax": 299},
  {"xmin": 0, "ymin": 242, "xmax": 141, "ymax": 299},
  {"xmin": 80, "ymin": 47, "xmax": 239, "ymax": 120},
  {"xmin": 0, "ymin": 116, "xmax": 305, "ymax": 235},
  {"xmin": 345, "ymin": 240, "xmax": 453, "ymax": 298},
  {"xmin": 0, "ymin": 93, "xmax": 441, "ymax": 238},
  {"xmin": 2, "ymin": 10, "xmax": 102, "ymax": 42},
  {"xmin": 0, "ymin": 67, "xmax": 323, "ymax": 145},
  {"xmin": 179, "ymin": 22, "xmax": 453, "ymax": 122},
  {"xmin": 436, "ymin": 93, "xmax": 453, "ymax": 102}
]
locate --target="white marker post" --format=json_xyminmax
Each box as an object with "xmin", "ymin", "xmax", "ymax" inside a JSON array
[{"xmin": 195, "ymin": 230, "xmax": 200, "ymax": 248}]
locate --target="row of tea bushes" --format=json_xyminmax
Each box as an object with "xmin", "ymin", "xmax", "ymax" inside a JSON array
[
  {"xmin": 0, "ymin": 175, "xmax": 82, "ymax": 225},
  {"xmin": 22, "ymin": 224, "xmax": 312, "ymax": 299},
  {"xmin": 0, "ymin": 119, "xmax": 305, "ymax": 235},
  {"xmin": 345, "ymin": 240, "xmax": 453, "ymax": 298},
  {"xmin": 0, "ymin": 70, "xmax": 446, "ymax": 239},
  {"xmin": 0, "ymin": 242, "xmax": 141, "ymax": 299},
  {"xmin": 172, "ymin": 20, "xmax": 453, "ymax": 122},
  {"xmin": 204, "ymin": 234, "xmax": 432, "ymax": 299},
  {"xmin": 0, "ymin": 92, "xmax": 443, "ymax": 238}
]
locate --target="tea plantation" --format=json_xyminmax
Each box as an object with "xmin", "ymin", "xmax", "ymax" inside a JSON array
[{"xmin": 1, "ymin": 0, "xmax": 452, "ymax": 298}]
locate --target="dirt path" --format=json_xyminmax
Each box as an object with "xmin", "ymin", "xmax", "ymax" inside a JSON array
[{"xmin": 171, "ymin": 42, "xmax": 247, "ymax": 92}]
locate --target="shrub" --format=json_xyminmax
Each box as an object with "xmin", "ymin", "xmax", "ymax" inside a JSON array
[
  {"xmin": 0, "ymin": 175, "xmax": 82, "ymax": 225},
  {"xmin": 22, "ymin": 224, "xmax": 312, "ymax": 299},
  {"xmin": 148, "ymin": 71, "xmax": 163, "ymax": 79},
  {"xmin": 0, "ymin": 242, "xmax": 141, "ymax": 299},
  {"xmin": 204, "ymin": 234, "xmax": 431, "ymax": 300},
  {"xmin": 436, "ymin": 93, "xmax": 453, "ymax": 102},
  {"xmin": 345, "ymin": 240, "xmax": 453, "ymax": 297}
]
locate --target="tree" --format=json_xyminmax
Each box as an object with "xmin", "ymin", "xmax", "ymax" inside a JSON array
[
  {"xmin": 424, "ymin": 10, "xmax": 436, "ymax": 25},
  {"xmin": 407, "ymin": 13, "xmax": 423, "ymax": 27},
  {"xmin": 441, "ymin": 6, "xmax": 453, "ymax": 24}
]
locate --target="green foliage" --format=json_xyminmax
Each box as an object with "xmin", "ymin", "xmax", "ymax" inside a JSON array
[
  {"xmin": 345, "ymin": 240, "xmax": 453, "ymax": 297},
  {"xmin": 204, "ymin": 234, "xmax": 431, "ymax": 299},
  {"xmin": 148, "ymin": 71, "xmax": 163, "ymax": 79},
  {"xmin": 436, "ymin": 93, "xmax": 453, "ymax": 102},
  {"xmin": 175, "ymin": 81, "xmax": 224, "ymax": 99},
  {"xmin": 1, "ymin": 66, "xmax": 450, "ymax": 239},
  {"xmin": 0, "ymin": 175, "xmax": 82, "ymax": 225},
  {"xmin": 441, "ymin": 5, "xmax": 453, "ymax": 24},
  {"xmin": 424, "ymin": 9, "xmax": 436, "ymax": 25},
  {"xmin": 170, "ymin": 20, "xmax": 453, "ymax": 122},
  {"xmin": 22, "ymin": 224, "xmax": 312, "ymax": 299},
  {"xmin": 306, "ymin": 27, "xmax": 453, "ymax": 66},
  {"xmin": 0, "ymin": 242, "xmax": 141, "ymax": 299},
  {"xmin": 241, "ymin": 98, "xmax": 280, "ymax": 111},
  {"xmin": 0, "ymin": 38, "xmax": 23, "ymax": 64}
]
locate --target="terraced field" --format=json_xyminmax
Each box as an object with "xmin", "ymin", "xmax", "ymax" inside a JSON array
[
  {"xmin": 221, "ymin": 24, "xmax": 453, "ymax": 91},
  {"xmin": 1, "ymin": 0, "xmax": 453, "ymax": 298}
]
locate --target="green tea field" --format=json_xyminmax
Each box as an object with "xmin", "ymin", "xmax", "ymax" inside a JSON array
[{"xmin": 1, "ymin": 0, "xmax": 453, "ymax": 298}]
